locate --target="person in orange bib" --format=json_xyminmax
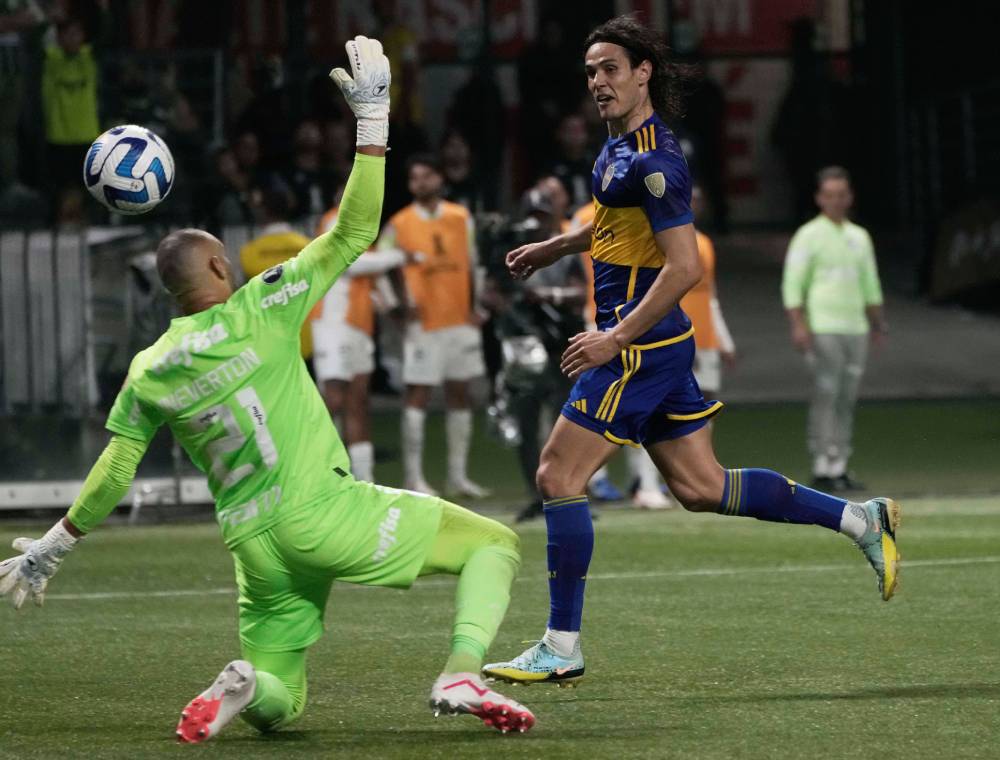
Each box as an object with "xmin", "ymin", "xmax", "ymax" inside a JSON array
[
  {"xmin": 378, "ymin": 154, "xmax": 489, "ymax": 498},
  {"xmin": 679, "ymin": 183, "xmax": 736, "ymax": 398}
]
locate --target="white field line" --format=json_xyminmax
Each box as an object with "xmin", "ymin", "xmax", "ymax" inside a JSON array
[{"xmin": 44, "ymin": 555, "xmax": 1000, "ymax": 601}]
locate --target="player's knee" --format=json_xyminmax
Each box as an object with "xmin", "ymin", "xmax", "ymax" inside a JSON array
[
  {"xmin": 489, "ymin": 520, "xmax": 520, "ymax": 551},
  {"xmin": 535, "ymin": 460, "xmax": 578, "ymax": 499}
]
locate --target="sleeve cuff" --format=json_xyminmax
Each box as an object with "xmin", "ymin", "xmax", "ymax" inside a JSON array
[{"xmin": 650, "ymin": 211, "xmax": 695, "ymax": 233}]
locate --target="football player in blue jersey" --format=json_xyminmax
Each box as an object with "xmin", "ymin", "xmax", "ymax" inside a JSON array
[{"xmin": 483, "ymin": 15, "xmax": 901, "ymax": 687}]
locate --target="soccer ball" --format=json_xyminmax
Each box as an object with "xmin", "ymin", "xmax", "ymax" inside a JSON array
[{"xmin": 83, "ymin": 124, "xmax": 175, "ymax": 215}]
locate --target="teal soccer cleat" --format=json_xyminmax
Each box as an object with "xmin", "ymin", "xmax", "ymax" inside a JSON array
[
  {"xmin": 483, "ymin": 641, "xmax": 585, "ymax": 687},
  {"xmin": 855, "ymin": 497, "xmax": 902, "ymax": 601}
]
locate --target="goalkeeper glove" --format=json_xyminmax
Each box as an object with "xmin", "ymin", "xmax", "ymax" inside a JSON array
[
  {"xmin": 330, "ymin": 35, "xmax": 391, "ymax": 147},
  {"xmin": 0, "ymin": 520, "xmax": 79, "ymax": 609}
]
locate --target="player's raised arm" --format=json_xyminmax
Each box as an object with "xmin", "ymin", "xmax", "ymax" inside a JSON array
[{"xmin": 288, "ymin": 36, "xmax": 390, "ymax": 317}]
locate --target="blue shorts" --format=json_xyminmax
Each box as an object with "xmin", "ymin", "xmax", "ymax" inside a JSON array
[{"xmin": 561, "ymin": 327, "xmax": 723, "ymax": 447}]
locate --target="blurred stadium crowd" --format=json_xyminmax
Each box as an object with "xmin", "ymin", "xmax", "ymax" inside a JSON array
[{"xmin": 1, "ymin": 0, "xmax": 998, "ymax": 513}]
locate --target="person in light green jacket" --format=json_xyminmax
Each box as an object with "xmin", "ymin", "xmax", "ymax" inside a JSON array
[
  {"xmin": 41, "ymin": 16, "xmax": 98, "ymax": 218},
  {"xmin": 782, "ymin": 166, "xmax": 888, "ymax": 492}
]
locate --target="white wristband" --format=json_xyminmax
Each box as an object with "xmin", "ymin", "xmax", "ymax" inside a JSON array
[
  {"xmin": 39, "ymin": 520, "xmax": 79, "ymax": 558},
  {"xmin": 357, "ymin": 118, "xmax": 389, "ymax": 147}
]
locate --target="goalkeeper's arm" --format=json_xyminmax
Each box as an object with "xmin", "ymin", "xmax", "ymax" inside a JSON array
[
  {"xmin": 293, "ymin": 35, "xmax": 390, "ymax": 290},
  {"xmin": 0, "ymin": 434, "xmax": 147, "ymax": 609}
]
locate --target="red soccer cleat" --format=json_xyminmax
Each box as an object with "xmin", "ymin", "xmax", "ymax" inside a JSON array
[
  {"xmin": 175, "ymin": 660, "xmax": 256, "ymax": 744},
  {"xmin": 429, "ymin": 672, "xmax": 536, "ymax": 734}
]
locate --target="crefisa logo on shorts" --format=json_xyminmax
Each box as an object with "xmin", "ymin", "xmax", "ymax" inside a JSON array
[
  {"xmin": 263, "ymin": 265, "xmax": 283, "ymax": 284},
  {"xmin": 372, "ymin": 507, "xmax": 402, "ymax": 562}
]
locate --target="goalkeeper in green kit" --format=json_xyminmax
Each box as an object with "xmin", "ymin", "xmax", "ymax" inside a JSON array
[{"xmin": 0, "ymin": 37, "xmax": 535, "ymax": 740}]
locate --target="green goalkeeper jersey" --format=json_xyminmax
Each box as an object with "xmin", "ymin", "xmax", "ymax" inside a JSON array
[{"xmin": 105, "ymin": 154, "xmax": 384, "ymax": 549}]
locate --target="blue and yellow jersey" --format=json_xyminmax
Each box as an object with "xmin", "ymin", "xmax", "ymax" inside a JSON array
[{"xmin": 590, "ymin": 112, "xmax": 693, "ymax": 340}]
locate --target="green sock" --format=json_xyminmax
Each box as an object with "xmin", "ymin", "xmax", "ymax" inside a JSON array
[
  {"xmin": 419, "ymin": 502, "xmax": 522, "ymax": 676},
  {"xmin": 240, "ymin": 648, "xmax": 307, "ymax": 733},
  {"xmin": 443, "ymin": 543, "xmax": 520, "ymax": 674}
]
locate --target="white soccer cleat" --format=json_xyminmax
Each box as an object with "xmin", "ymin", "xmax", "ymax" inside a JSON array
[
  {"xmin": 405, "ymin": 479, "xmax": 440, "ymax": 497},
  {"xmin": 430, "ymin": 672, "xmax": 535, "ymax": 734},
  {"xmin": 632, "ymin": 488, "xmax": 674, "ymax": 510},
  {"xmin": 175, "ymin": 660, "xmax": 256, "ymax": 744},
  {"xmin": 447, "ymin": 478, "xmax": 492, "ymax": 499}
]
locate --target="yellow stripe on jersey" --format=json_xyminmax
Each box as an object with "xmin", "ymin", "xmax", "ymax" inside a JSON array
[
  {"xmin": 630, "ymin": 325, "xmax": 695, "ymax": 351},
  {"xmin": 634, "ymin": 125, "xmax": 655, "ymax": 153},
  {"xmin": 591, "ymin": 198, "xmax": 664, "ymax": 268},
  {"xmin": 626, "ymin": 265, "xmax": 638, "ymax": 300}
]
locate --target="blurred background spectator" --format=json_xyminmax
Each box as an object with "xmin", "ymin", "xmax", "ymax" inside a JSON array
[{"xmin": 41, "ymin": 15, "xmax": 98, "ymax": 223}]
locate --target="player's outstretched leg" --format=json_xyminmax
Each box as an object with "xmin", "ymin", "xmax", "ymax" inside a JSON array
[
  {"xmin": 419, "ymin": 502, "xmax": 535, "ymax": 733},
  {"xmin": 646, "ymin": 427, "xmax": 902, "ymax": 601},
  {"xmin": 175, "ymin": 660, "xmax": 256, "ymax": 743}
]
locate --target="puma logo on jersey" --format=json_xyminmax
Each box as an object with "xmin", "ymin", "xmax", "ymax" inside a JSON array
[
  {"xmin": 151, "ymin": 324, "xmax": 229, "ymax": 374},
  {"xmin": 260, "ymin": 280, "xmax": 308, "ymax": 309}
]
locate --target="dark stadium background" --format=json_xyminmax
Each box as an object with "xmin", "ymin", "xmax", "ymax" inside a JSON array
[{"xmin": 3, "ymin": 0, "xmax": 997, "ymax": 498}]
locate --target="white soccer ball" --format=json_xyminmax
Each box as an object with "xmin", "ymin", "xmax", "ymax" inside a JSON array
[{"xmin": 83, "ymin": 124, "xmax": 175, "ymax": 215}]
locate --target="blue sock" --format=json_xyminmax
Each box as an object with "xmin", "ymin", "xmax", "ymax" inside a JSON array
[
  {"xmin": 543, "ymin": 496, "xmax": 594, "ymax": 632},
  {"xmin": 718, "ymin": 468, "xmax": 847, "ymax": 532}
]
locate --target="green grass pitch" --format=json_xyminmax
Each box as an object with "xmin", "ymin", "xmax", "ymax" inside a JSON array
[{"xmin": 2, "ymin": 495, "xmax": 999, "ymax": 759}]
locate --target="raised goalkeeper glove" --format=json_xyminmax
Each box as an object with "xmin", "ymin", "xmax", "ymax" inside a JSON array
[
  {"xmin": 330, "ymin": 35, "xmax": 390, "ymax": 147},
  {"xmin": 0, "ymin": 520, "xmax": 79, "ymax": 609}
]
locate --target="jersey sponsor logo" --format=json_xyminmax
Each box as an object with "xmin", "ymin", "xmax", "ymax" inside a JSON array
[
  {"xmin": 372, "ymin": 506, "xmax": 402, "ymax": 562},
  {"xmin": 593, "ymin": 224, "xmax": 616, "ymax": 243},
  {"xmin": 217, "ymin": 484, "xmax": 282, "ymax": 529},
  {"xmin": 601, "ymin": 163, "xmax": 615, "ymax": 191},
  {"xmin": 262, "ymin": 264, "xmax": 284, "ymax": 284},
  {"xmin": 127, "ymin": 400, "xmax": 146, "ymax": 427},
  {"xmin": 156, "ymin": 347, "xmax": 263, "ymax": 413},
  {"xmin": 260, "ymin": 280, "xmax": 309, "ymax": 309},
  {"xmin": 644, "ymin": 172, "xmax": 666, "ymax": 198},
  {"xmin": 151, "ymin": 324, "xmax": 229, "ymax": 374}
]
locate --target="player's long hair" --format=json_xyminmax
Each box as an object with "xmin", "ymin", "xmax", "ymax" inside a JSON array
[{"xmin": 584, "ymin": 14, "xmax": 691, "ymax": 122}]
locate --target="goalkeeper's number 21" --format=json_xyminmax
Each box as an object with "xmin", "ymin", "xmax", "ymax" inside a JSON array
[{"xmin": 191, "ymin": 386, "xmax": 278, "ymax": 489}]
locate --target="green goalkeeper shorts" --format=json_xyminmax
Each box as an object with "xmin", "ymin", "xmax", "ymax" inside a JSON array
[{"xmin": 231, "ymin": 478, "xmax": 444, "ymax": 653}]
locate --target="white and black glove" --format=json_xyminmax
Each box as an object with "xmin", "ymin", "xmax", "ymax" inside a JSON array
[
  {"xmin": 330, "ymin": 35, "xmax": 391, "ymax": 147},
  {"xmin": 0, "ymin": 521, "xmax": 79, "ymax": 609}
]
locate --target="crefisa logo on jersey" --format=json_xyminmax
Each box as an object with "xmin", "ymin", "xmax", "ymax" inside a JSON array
[
  {"xmin": 262, "ymin": 265, "xmax": 284, "ymax": 284},
  {"xmin": 260, "ymin": 280, "xmax": 309, "ymax": 309},
  {"xmin": 151, "ymin": 323, "xmax": 229, "ymax": 373}
]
